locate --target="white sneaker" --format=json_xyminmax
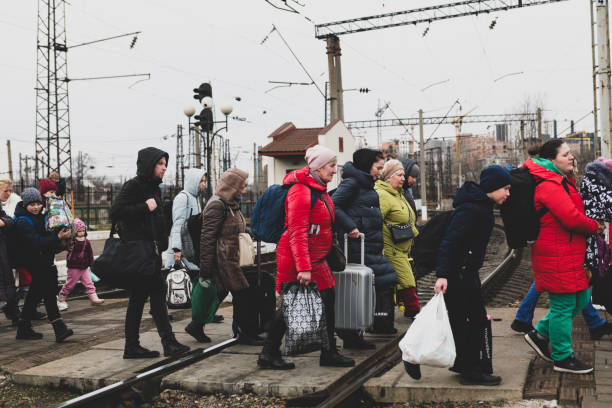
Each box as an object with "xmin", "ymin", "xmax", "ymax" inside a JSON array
[{"xmin": 56, "ymin": 296, "xmax": 68, "ymax": 311}]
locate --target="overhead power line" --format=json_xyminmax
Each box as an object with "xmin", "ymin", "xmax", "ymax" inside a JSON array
[{"xmin": 315, "ymin": 0, "xmax": 568, "ymax": 38}]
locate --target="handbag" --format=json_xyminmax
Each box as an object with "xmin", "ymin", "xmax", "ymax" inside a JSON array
[
  {"xmin": 92, "ymin": 223, "xmax": 158, "ymax": 290},
  {"xmin": 386, "ymin": 223, "xmax": 415, "ymax": 243},
  {"xmin": 321, "ymin": 196, "xmax": 346, "ymax": 271},
  {"xmin": 282, "ymin": 282, "xmax": 329, "ymax": 355}
]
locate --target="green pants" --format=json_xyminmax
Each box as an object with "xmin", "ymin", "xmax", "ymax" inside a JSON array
[{"xmin": 535, "ymin": 289, "xmax": 590, "ymax": 361}]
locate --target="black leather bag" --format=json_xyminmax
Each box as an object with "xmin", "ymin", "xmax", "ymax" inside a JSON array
[
  {"xmin": 321, "ymin": 197, "xmax": 346, "ymax": 272},
  {"xmin": 92, "ymin": 224, "xmax": 158, "ymax": 289},
  {"xmin": 386, "ymin": 223, "xmax": 415, "ymax": 243}
]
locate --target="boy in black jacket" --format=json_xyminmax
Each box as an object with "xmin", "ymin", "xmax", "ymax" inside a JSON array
[
  {"xmin": 110, "ymin": 147, "xmax": 189, "ymax": 359},
  {"xmin": 429, "ymin": 165, "xmax": 511, "ymax": 386},
  {"xmin": 14, "ymin": 188, "xmax": 73, "ymax": 341}
]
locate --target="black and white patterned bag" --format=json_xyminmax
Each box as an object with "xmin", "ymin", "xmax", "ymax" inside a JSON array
[{"xmin": 281, "ymin": 282, "xmax": 329, "ymax": 355}]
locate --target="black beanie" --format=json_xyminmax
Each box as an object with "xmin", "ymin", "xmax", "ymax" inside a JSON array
[
  {"xmin": 353, "ymin": 149, "xmax": 381, "ymax": 174},
  {"xmin": 479, "ymin": 165, "xmax": 512, "ymax": 193}
]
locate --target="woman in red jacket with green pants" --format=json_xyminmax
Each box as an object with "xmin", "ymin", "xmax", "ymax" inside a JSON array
[{"xmin": 523, "ymin": 139, "xmax": 604, "ymax": 374}]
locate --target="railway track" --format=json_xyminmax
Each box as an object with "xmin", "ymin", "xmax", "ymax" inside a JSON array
[{"xmin": 53, "ymin": 227, "xmax": 524, "ymax": 408}]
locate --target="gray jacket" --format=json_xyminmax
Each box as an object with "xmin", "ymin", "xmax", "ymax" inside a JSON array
[{"xmin": 165, "ymin": 168, "xmax": 206, "ymax": 270}]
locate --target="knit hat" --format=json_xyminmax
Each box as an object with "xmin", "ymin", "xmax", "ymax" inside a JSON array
[
  {"xmin": 73, "ymin": 218, "xmax": 86, "ymax": 232},
  {"xmin": 381, "ymin": 159, "xmax": 404, "ymax": 181},
  {"xmin": 21, "ymin": 187, "xmax": 43, "ymax": 207},
  {"xmin": 597, "ymin": 157, "xmax": 612, "ymax": 173},
  {"xmin": 305, "ymin": 145, "xmax": 336, "ymax": 171},
  {"xmin": 39, "ymin": 178, "xmax": 58, "ymax": 196},
  {"xmin": 479, "ymin": 165, "xmax": 512, "ymax": 193},
  {"xmin": 353, "ymin": 148, "xmax": 382, "ymax": 173}
]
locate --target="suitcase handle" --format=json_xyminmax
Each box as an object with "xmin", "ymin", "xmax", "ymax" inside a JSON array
[{"xmin": 344, "ymin": 233, "xmax": 365, "ymax": 266}]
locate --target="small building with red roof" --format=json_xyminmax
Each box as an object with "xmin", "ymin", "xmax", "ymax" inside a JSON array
[{"xmin": 259, "ymin": 119, "xmax": 356, "ymax": 189}]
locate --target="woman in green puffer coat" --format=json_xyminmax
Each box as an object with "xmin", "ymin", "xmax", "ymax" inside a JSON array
[{"xmin": 375, "ymin": 159, "xmax": 420, "ymax": 318}]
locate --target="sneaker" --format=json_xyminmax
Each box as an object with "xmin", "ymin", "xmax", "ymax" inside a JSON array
[
  {"xmin": 510, "ymin": 319, "xmax": 534, "ymax": 334},
  {"xmin": 590, "ymin": 322, "xmax": 612, "ymax": 340},
  {"xmin": 460, "ymin": 371, "xmax": 502, "ymax": 386},
  {"xmin": 524, "ymin": 330, "xmax": 553, "ymax": 362},
  {"xmin": 553, "ymin": 354, "xmax": 593, "ymax": 374}
]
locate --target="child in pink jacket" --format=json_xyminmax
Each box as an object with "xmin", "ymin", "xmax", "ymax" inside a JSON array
[{"xmin": 57, "ymin": 218, "xmax": 103, "ymax": 310}]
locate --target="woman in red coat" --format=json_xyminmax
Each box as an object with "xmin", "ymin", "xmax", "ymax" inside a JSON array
[
  {"xmin": 523, "ymin": 139, "xmax": 604, "ymax": 374},
  {"xmin": 258, "ymin": 145, "xmax": 355, "ymax": 370}
]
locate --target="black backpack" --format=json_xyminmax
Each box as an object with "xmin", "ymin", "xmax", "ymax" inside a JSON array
[
  {"xmin": 500, "ymin": 167, "xmax": 569, "ymax": 249},
  {"xmin": 413, "ymin": 211, "xmax": 453, "ymax": 270}
]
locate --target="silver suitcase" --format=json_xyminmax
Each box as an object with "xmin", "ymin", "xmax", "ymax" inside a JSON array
[{"xmin": 333, "ymin": 233, "xmax": 375, "ymax": 330}]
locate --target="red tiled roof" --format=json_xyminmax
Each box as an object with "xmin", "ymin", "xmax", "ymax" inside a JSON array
[{"xmin": 259, "ymin": 120, "xmax": 340, "ymax": 156}]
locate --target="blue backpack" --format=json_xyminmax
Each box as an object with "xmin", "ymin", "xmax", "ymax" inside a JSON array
[{"xmin": 251, "ymin": 184, "xmax": 318, "ymax": 243}]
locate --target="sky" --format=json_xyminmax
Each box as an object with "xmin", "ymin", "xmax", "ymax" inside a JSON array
[{"xmin": 0, "ymin": 0, "xmax": 605, "ymax": 183}]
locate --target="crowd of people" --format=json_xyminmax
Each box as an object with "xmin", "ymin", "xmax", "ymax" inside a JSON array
[{"xmin": 0, "ymin": 139, "xmax": 610, "ymax": 385}]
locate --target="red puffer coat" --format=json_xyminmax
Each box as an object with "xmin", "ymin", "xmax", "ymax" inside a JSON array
[
  {"xmin": 275, "ymin": 167, "xmax": 336, "ymax": 292},
  {"xmin": 524, "ymin": 158, "xmax": 598, "ymax": 293}
]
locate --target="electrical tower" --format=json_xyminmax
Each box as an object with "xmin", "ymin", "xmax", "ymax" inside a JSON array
[{"xmin": 35, "ymin": 0, "xmax": 73, "ymax": 182}]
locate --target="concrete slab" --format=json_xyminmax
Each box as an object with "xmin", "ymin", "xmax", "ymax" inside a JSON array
[{"xmin": 363, "ymin": 307, "xmax": 538, "ymax": 403}]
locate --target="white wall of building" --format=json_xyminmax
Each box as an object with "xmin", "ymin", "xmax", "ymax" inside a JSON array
[{"xmin": 263, "ymin": 121, "xmax": 356, "ymax": 189}]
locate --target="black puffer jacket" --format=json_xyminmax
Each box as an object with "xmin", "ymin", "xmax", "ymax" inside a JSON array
[
  {"xmin": 110, "ymin": 147, "xmax": 169, "ymax": 252},
  {"xmin": 332, "ymin": 162, "xmax": 397, "ymax": 286},
  {"xmin": 435, "ymin": 182, "xmax": 494, "ymax": 290}
]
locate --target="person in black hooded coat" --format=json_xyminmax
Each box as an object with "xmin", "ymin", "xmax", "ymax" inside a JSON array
[
  {"xmin": 110, "ymin": 147, "xmax": 190, "ymax": 359},
  {"xmin": 332, "ymin": 149, "xmax": 398, "ymax": 342}
]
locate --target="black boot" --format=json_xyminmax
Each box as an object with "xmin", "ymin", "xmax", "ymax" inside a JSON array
[
  {"xmin": 185, "ymin": 321, "xmax": 211, "ymax": 343},
  {"xmin": 16, "ymin": 320, "xmax": 43, "ymax": 340},
  {"xmin": 2, "ymin": 300, "xmax": 20, "ymax": 326},
  {"xmin": 404, "ymin": 361, "xmax": 422, "ymax": 380},
  {"xmin": 123, "ymin": 343, "xmax": 161, "ymax": 359},
  {"xmin": 320, "ymin": 340, "xmax": 355, "ymax": 367},
  {"xmin": 51, "ymin": 318, "xmax": 73, "ymax": 342},
  {"xmin": 257, "ymin": 348, "xmax": 295, "ymax": 370},
  {"xmin": 162, "ymin": 335, "xmax": 190, "ymax": 357}
]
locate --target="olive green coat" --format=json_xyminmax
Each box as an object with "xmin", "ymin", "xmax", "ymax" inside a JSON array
[{"xmin": 375, "ymin": 180, "xmax": 419, "ymax": 289}]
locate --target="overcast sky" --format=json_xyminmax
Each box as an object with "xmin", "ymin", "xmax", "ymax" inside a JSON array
[{"xmin": 0, "ymin": 0, "xmax": 604, "ymax": 183}]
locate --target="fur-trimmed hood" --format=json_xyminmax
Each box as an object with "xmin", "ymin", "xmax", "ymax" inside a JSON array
[{"xmin": 584, "ymin": 161, "xmax": 612, "ymax": 189}]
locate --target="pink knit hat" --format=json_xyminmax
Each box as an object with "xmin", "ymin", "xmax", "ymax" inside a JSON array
[
  {"xmin": 597, "ymin": 157, "xmax": 612, "ymax": 172},
  {"xmin": 305, "ymin": 145, "xmax": 336, "ymax": 170}
]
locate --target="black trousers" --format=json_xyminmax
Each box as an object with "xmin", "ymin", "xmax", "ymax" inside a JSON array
[
  {"xmin": 265, "ymin": 287, "xmax": 336, "ymax": 353},
  {"xmin": 125, "ymin": 261, "xmax": 173, "ymax": 346},
  {"xmin": 444, "ymin": 288, "xmax": 487, "ymax": 373},
  {"xmin": 21, "ymin": 265, "xmax": 60, "ymax": 322}
]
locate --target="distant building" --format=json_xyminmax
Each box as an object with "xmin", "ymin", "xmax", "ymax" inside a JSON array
[{"xmin": 259, "ymin": 119, "xmax": 356, "ymax": 189}]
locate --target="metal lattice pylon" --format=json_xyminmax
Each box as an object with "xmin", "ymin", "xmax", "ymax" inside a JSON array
[{"xmin": 35, "ymin": 0, "xmax": 73, "ymax": 182}]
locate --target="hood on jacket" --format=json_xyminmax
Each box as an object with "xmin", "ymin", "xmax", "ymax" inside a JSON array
[
  {"xmin": 136, "ymin": 147, "xmax": 169, "ymax": 182},
  {"xmin": 585, "ymin": 161, "xmax": 612, "ymax": 189},
  {"xmin": 283, "ymin": 166, "xmax": 327, "ymax": 192},
  {"xmin": 341, "ymin": 161, "xmax": 374, "ymax": 188},
  {"xmin": 214, "ymin": 168, "xmax": 248, "ymax": 202},
  {"xmin": 374, "ymin": 179, "xmax": 402, "ymax": 197},
  {"xmin": 183, "ymin": 168, "xmax": 206, "ymax": 197},
  {"xmin": 400, "ymin": 158, "xmax": 418, "ymax": 190},
  {"xmin": 524, "ymin": 157, "xmax": 566, "ymax": 186},
  {"xmin": 453, "ymin": 181, "xmax": 490, "ymax": 208}
]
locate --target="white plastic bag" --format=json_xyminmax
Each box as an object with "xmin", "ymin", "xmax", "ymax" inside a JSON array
[{"xmin": 399, "ymin": 292, "xmax": 456, "ymax": 367}]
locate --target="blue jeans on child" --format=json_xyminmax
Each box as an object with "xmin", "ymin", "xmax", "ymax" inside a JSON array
[{"xmin": 515, "ymin": 282, "xmax": 605, "ymax": 330}]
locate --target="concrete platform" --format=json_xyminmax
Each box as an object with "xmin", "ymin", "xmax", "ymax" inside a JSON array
[{"xmin": 364, "ymin": 307, "xmax": 547, "ymax": 403}]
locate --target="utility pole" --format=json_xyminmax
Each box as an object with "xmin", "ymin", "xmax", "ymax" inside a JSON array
[
  {"xmin": 418, "ymin": 109, "xmax": 427, "ymax": 221},
  {"xmin": 596, "ymin": 0, "xmax": 612, "ymax": 156},
  {"xmin": 6, "ymin": 140, "xmax": 13, "ymax": 181},
  {"xmin": 326, "ymin": 35, "xmax": 344, "ymax": 122},
  {"xmin": 591, "ymin": 0, "xmax": 601, "ymax": 157}
]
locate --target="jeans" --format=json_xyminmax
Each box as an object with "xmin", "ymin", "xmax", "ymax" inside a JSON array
[
  {"xmin": 536, "ymin": 289, "xmax": 591, "ymax": 361},
  {"xmin": 21, "ymin": 265, "xmax": 60, "ymax": 322},
  {"xmin": 124, "ymin": 260, "xmax": 173, "ymax": 346},
  {"xmin": 515, "ymin": 282, "xmax": 605, "ymax": 331}
]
